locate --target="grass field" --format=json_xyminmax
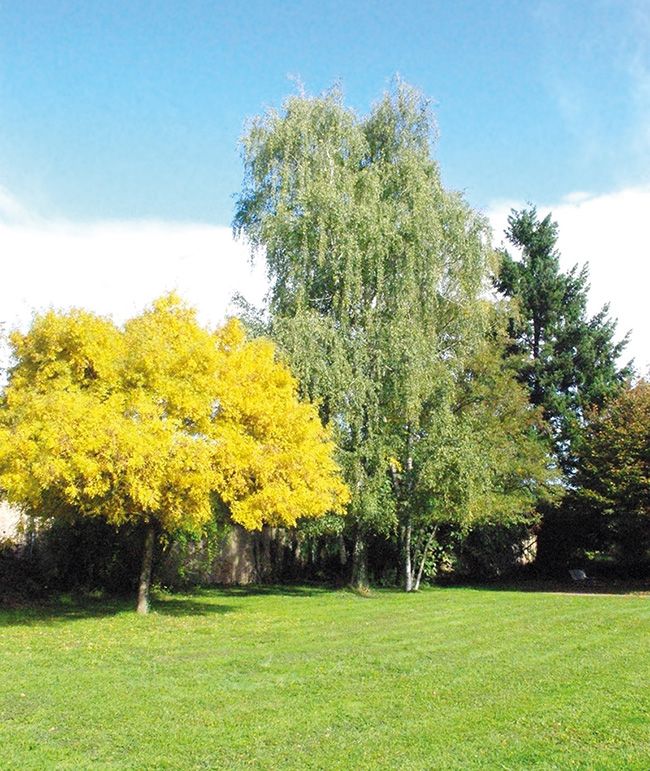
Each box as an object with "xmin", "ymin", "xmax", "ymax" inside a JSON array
[{"xmin": 1, "ymin": 585, "xmax": 648, "ymax": 769}]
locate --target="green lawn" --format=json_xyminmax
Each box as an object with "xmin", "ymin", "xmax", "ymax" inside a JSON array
[{"xmin": 1, "ymin": 586, "xmax": 648, "ymax": 769}]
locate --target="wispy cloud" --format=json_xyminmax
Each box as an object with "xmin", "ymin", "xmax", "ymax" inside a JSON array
[
  {"xmin": 534, "ymin": 0, "xmax": 650, "ymax": 181},
  {"xmin": 0, "ymin": 185, "xmax": 32, "ymax": 224},
  {"xmin": 488, "ymin": 185, "xmax": 650, "ymax": 374},
  {"xmin": 627, "ymin": 1, "xmax": 650, "ymax": 164}
]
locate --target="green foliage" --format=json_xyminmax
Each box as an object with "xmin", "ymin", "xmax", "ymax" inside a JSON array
[
  {"xmin": 574, "ymin": 380, "xmax": 650, "ymax": 564},
  {"xmin": 31, "ymin": 518, "xmax": 145, "ymax": 595},
  {"xmin": 454, "ymin": 523, "xmax": 538, "ymax": 579},
  {"xmin": 496, "ymin": 206, "xmax": 631, "ymax": 472},
  {"xmin": 448, "ymin": 322, "xmax": 559, "ymax": 525},
  {"xmin": 236, "ymin": 81, "xmax": 541, "ymax": 588},
  {"xmin": 496, "ymin": 207, "xmax": 637, "ymax": 574}
]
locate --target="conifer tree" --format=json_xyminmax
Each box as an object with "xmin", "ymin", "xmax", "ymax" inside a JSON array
[{"xmin": 497, "ymin": 206, "xmax": 631, "ymax": 473}]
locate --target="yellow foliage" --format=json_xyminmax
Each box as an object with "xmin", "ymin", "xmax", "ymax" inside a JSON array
[
  {"xmin": 211, "ymin": 319, "xmax": 349, "ymax": 529},
  {"xmin": 0, "ymin": 296, "xmax": 348, "ymax": 535}
]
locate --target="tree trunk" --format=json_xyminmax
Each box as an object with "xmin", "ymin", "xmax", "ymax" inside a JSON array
[
  {"xmin": 413, "ymin": 526, "xmax": 438, "ymax": 592},
  {"xmin": 136, "ymin": 522, "xmax": 156, "ymax": 615},
  {"xmin": 350, "ymin": 530, "xmax": 368, "ymax": 589},
  {"xmin": 402, "ymin": 440, "xmax": 415, "ymax": 592},
  {"xmin": 338, "ymin": 533, "xmax": 348, "ymax": 566},
  {"xmin": 404, "ymin": 516, "xmax": 413, "ymax": 592}
]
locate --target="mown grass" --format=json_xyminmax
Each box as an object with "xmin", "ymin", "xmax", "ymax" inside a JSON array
[{"xmin": 1, "ymin": 585, "xmax": 648, "ymax": 769}]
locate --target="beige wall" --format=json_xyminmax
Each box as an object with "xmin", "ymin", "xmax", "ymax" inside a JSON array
[{"xmin": 0, "ymin": 501, "xmax": 22, "ymax": 542}]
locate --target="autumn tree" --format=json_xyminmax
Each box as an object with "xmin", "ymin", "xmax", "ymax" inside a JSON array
[
  {"xmin": 235, "ymin": 82, "xmax": 551, "ymax": 589},
  {"xmin": 573, "ymin": 380, "xmax": 650, "ymax": 565},
  {"xmin": 0, "ymin": 296, "xmax": 348, "ymax": 612}
]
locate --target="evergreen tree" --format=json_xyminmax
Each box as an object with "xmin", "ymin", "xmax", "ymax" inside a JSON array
[{"xmin": 496, "ymin": 206, "xmax": 631, "ymax": 473}]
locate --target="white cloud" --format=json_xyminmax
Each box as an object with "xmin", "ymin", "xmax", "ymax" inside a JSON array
[
  {"xmin": 0, "ymin": 202, "xmax": 268, "ymax": 376},
  {"xmin": 1, "ymin": 186, "xmax": 648, "ymax": 379},
  {"xmin": 488, "ymin": 185, "xmax": 650, "ymax": 375}
]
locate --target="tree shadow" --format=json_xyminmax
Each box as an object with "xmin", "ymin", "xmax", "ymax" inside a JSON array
[
  {"xmin": 450, "ymin": 579, "xmax": 650, "ymax": 596},
  {"xmin": 152, "ymin": 595, "xmax": 236, "ymax": 616},
  {"xmin": 0, "ymin": 591, "xmax": 236, "ymax": 626},
  {"xmin": 0, "ymin": 583, "xmax": 338, "ymax": 626},
  {"xmin": 216, "ymin": 583, "xmax": 334, "ymax": 598},
  {"xmin": 0, "ymin": 595, "xmax": 129, "ymax": 626}
]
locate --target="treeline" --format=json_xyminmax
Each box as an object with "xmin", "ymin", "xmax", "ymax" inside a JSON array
[
  {"xmin": 1, "ymin": 82, "xmax": 646, "ymax": 608},
  {"xmin": 233, "ymin": 81, "xmax": 642, "ymax": 586}
]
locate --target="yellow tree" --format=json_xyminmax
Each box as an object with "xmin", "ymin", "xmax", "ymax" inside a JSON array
[{"xmin": 0, "ymin": 296, "xmax": 348, "ymax": 612}]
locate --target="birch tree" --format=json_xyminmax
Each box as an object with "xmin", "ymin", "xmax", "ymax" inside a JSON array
[{"xmin": 235, "ymin": 82, "xmax": 496, "ymax": 588}]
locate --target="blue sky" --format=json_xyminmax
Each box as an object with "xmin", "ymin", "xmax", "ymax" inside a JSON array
[
  {"xmin": 0, "ymin": 0, "xmax": 648, "ymax": 370},
  {"xmin": 1, "ymin": 0, "xmax": 648, "ymax": 222}
]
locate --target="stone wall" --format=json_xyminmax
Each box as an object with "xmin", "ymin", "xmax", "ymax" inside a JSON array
[
  {"xmin": 157, "ymin": 524, "xmax": 259, "ymax": 586},
  {"xmin": 158, "ymin": 525, "xmax": 302, "ymax": 586},
  {"xmin": 0, "ymin": 508, "xmax": 296, "ymax": 587}
]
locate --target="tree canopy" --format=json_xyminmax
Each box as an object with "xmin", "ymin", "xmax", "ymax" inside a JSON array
[
  {"xmin": 0, "ymin": 295, "xmax": 348, "ymax": 611},
  {"xmin": 574, "ymin": 379, "xmax": 650, "ymax": 564},
  {"xmin": 496, "ymin": 206, "xmax": 631, "ymax": 472},
  {"xmin": 236, "ymin": 82, "xmax": 554, "ymax": 589}
]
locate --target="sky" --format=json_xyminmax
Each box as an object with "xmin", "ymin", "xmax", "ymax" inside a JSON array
[{"xmin": 0, "ymin": 0, "xmax": 648, "ymax": 372}]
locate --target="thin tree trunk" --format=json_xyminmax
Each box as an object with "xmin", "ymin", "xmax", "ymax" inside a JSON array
[
  {"xmin": 293, "ymin": 534, "xmax": 302, "ymax": 567},
  {"xmin": 404, "ymin": 516, "xmax": 413, "ymax": 592},
  {"xmin": 338, "ymin": 533, "xmax": 348, "ymax": 566},
  {"xmin": 414, "ymin": 526, "xmax": 438, "ymax": 592},
  {"xmin": 350, "ymin": 530, "xmax": 368, "ymax": 589},
  {"xmin": 137, "ymin": 522, "xmax": 156, "ymax": 615},
  {"xmin": 403, "ymin": 436, "xmax": 415, "ymax": 592}
]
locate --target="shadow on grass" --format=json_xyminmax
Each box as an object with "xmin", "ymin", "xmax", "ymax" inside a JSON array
[
  {"xmin": 0, "ymin": 583, "xmax": 341, "ymax": 626},
  {"xmin": 215, "ymin": 583, "xmax": 335, "ymax": 598},
  {"xmin": 5, "ymin": 579, "xmax": 643, "ymax": 627},
  {"xmin": 0, "ymin": 591, "xmax": 237, "ymax": 626},
  {"xmin": 152, "ymin": 595, "xmax": 236, "ymax": 617},
  {"xmin": 0, "ymin": 595, "xmax": 129, "ymax": 626},
  {"xmin": 448, "ymin": 579, "xmax": 650, "ymax": 596}
]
